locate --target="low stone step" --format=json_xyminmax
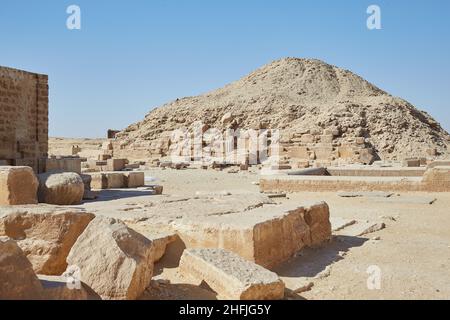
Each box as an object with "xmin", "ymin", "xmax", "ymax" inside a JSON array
[{"xmin": 179, "ymin": 248, "xmax": 285, "ymax": 300}]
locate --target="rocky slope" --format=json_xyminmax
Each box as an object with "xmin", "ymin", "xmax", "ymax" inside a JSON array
[{"xmin": 114, "ymin": 58, "xmax": 450, "ymax": 162}]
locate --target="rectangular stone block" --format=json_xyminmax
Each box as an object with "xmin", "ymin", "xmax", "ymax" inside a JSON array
[
  {"xmin": 320, "ymin": 135, "xmax": 334, "ymax": 143},
  {"xmin": 403, "ymin": 158, "xmax": 421, "ymax": 167},
  {"xmin": 313, "ymin": 146, "xmax": 333, "ymax": 160},
  {"xmin": 0, "ymin": 166, "xmax": 39, "ymax": 205},
  {"xmin": 123, "ymin": 172, "xmax": 145, "ymax": 188},
  {"xmin": 337, "ymin": 146, "xmax": 354, "ymax": 159},
  {"xmin": 106, "ymin": 159, "xmax": 126, "ymax": 172},
  {"xmin": 179, "ymin": 248, "xmax": 285, "ymax": 300},
  {"xmin": 287, "ymin": 146, "xmax": 309, "ymax": 159},
  {"xmin": 88, "ymin": 172, "xmax": 124, "ymax": 189},
  {"xmin": 172, "ymin": 202, "xmax": 331, "ymax": 269},
  {"xmin": 300, "ymin": 134, "xmax": 314, "ymax": 143},
  {"xmin": 45, "ymin": 158, "xmax": 82, "ymax": 174}
]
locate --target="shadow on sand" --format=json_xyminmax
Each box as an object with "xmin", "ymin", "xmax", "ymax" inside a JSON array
[
  {"xmin": 82, "ymin": 189, "xmax": 156, "ymax": 203},
  {"xmin": 274, "ymin": 235, "xmax": 368, "ymax": 278}
]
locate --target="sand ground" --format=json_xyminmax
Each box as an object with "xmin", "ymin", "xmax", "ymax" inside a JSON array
[{"xmin": 79, "ymin": 167, "xmax": 450, "ymax": 300}]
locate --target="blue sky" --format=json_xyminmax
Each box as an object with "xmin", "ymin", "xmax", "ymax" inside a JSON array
[{"xmin": 0, "ymin": 0, "xmax": 449, "ymax": 137}]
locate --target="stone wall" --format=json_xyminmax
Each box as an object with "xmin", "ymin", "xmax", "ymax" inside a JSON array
[{"xmin": 0, "ymin": 66, "xmax": 48, "ymax": 172}]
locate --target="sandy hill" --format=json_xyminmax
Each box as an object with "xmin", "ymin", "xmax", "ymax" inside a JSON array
[{"xmin": 115, "ymin": 58, "xmax": 450, "ymax": 161}]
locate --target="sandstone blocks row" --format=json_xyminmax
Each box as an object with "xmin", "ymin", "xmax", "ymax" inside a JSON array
[{"xmin": 88, "ymin": 171, "xmax": 145, "ymax": 189}]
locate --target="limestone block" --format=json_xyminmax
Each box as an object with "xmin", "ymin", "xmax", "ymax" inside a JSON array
[
  {"xmin": 0, "ymin": 237, "xmax": 44, "ymax": 300},
  {"xmin": 106, "ymin": 158, "xmax": 127, "ymax": 171},
  {"xmin": 172, "ymin": 202, "xmax": 331, "ymax": 269},
  {"xmin": 403, "ymin": 158, "xmax": 421, "ymax": 167},
  {"xmin": 0, "ymin": 206, "xmax": 95, "ymax": 275},
  {"xmin": 89, "ymin": 172, "xmax": 124, "ymax": 189},
  {"xmin": 123, "ymin": 172, "xmax": 145, "ymax": 188},
  {"xmin": 38, "ymin": 172, "xmax": 85, "ymax": 205},
  {"xmin": 337, "ymin": 146, "xmax": 354, "ymax": 159},
  {"xmin": 66, "ymin": 216, "xmax": 154, "ymax": 300},
  {"xmin": 179, "ymin": 248, "xmax": 285, "ymax": 300},
  {"xmin": 320, "ymin": 135, "xmax": 334, "ymax": 143},
  {"xmin": 0, "ymin": 166, "xmax": 38, "ymax": 205},
  {"xmin": 287, "ymin": 146, "xmax": 309, "ymax": 159},
  {"xmin": 45, "ymin": 158, "xmax": 82, "ymax": 174},
  {"xmin": 300, "ymin": 134, "xmax": 314, "ymax": 143},
  {"xmin": 313, "ymin": 146, "xmax": 333, "ymax": 160}
]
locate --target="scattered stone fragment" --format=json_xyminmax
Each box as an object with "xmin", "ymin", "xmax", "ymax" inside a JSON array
[
  {"xmin": 123, "ymin": 171, "xmax": 145, "ymax": 188},
  {"xmin": 372, "ymin": 196, "xmax": 437, "ymax": 205},
  {"xmin": 336, "ymin": 220, "xmax": 386, "ymax": 237},
  {"xmin": 265, "ymin": 192, "xmax": 287, "ymax": 199},
  {"xmin": 179, "ymin": 248, "xmax": 285, "ymax": 300},
  {"xmin": 330, "ymin": 217, "xmax": 357, "ymax": 232},
  {"xmin": 337, "ymin": 191, "xmax": 394, "ymax": 198}
]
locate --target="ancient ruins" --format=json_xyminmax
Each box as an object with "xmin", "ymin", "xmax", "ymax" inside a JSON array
[{"xmin": 1, "ymin": 59, "xmax": 450, "ymax": 300}]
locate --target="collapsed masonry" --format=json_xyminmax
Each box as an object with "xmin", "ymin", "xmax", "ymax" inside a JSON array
[{"xmin": 113, "ymin": 58, "xmax": 450, "ymax": 166}]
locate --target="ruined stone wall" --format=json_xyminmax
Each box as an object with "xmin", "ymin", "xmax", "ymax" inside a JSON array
[{"xmin": 0, "ymin": 66, "xmax": 48, "ymax": 172}]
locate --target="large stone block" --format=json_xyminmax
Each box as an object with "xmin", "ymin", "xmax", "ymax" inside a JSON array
[
  {"xmin": 179, "ymin": 248, "xmax": 285, "ymax": 300},
  {"xmin": 45, "ymin": 158, "xmax": 82, "ymax": 174},
  {"xmin": 89, "ymin": 172, "xmax": 124, "ymax": 189},
  {"xmin": 66, "ymin": 216, "xmax": 154, "ymax": 300},
  {"xmin": 0, "ymin": 237, "xmax": 44, "ymax": 300},
  {"xmin": 172, "ymin": 202, "xmax": 331, "ymax": 269},
  {"xmin": 106, "ymin": 158, "xmax": 127, "ymax": 172},
  {"xmin": 38, "ymin": 172, "xmax": 85, "ymax": 205},
  {"xmin": 123, "ymin": 172, "xmax": 145, "ymax": 188},
  {"xmin": 0, "ymin": 166, "xmax": 39, "ymax": 205},
  {"xmin": 313, "ymin": 146, "xmax": 333, "ymax": 160},
  {"xmin": 287, "ymin": 146, "xmax": 309, "ymax": 159},
  {"xmin": 0, "ymin": 206, "xmax": 95, "ymax": 275},
  {"xmin": 337, "ymin": 146, "xmax": 354, "ymax": 159}
]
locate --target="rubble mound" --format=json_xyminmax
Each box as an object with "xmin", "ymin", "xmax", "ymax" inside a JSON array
[{"xmin": 114, "ymin": 58, "xmax": 450, "ymax": 162}]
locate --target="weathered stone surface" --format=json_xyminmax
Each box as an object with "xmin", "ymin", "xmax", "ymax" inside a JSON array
[
  {"xmin": 172, "ymin": 202, "xmax": 331, "ymax": 269},
  {"xmin": 38, "ymin": 172, "xmax": 85, "ymax": 205},
  {"xmin": 106, "ymin": 158, "xmax": 127, "ymax": 172},
  {"xmin": 0, "ymin": 206, "xmax": 95, "ymax": 275},
  {"xmin": 335, "ymin": 220, "xmax": 385, "ymax": 237},
  {"xmin": 179, "ymin": 248, "xmax": 285, "ymax": 300},
  {"xmin": 89, "ymin": 172, "xmax": 124, "ymax": 189},
  {"xmin": 0, "ymin": 237, "xmax": 44, "ymax": 300},
  {"xmin": 0, "ymin": 67, "xmax": 48, "ymax": 173},
  {"xmin": 330, "ymin": 217, "xmax": 357, "ymax": 232},
  {"xmin": 0, "ymin": 166, "xmax": 39, "ymax": 205},
  {"xmin": 288, "ymin": 146, "xmax": 309, "ymax": 159},
  {"xmin": 45, "ymin": 158, "xmax": 82, "ymax": 174},
  {"xmin": 123, "ymin": 171, "xmax": 145, "ymax": 188},
  {"xmin": 427, "ymin": 160, "xmax": 450, "ymax": 169},
  {"xmin": 126, "ymin": 223, "xmax": 178, "ymax": 263},
  {"xmin": 66, "ymin": 216, "xmax": 154, "ymax": 300}
]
